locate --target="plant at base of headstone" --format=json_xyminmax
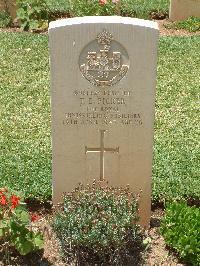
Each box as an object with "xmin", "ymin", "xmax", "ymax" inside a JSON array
[
  {"xmin": 0, "ymin": 188, "xmax": 44, "ymax": 259},
  {"xmin": 53, "ymin": 181, "xmax": 144, "ymax": 265},
  {"xmin": 160, "ymin": 201, "xmax": 200, "ymax": 265},
  {"xmin": 16, "ymin": 0, "xmax": 49, "ymax": 31}
]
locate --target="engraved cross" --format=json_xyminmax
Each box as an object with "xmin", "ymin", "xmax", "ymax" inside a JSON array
[{"xmin": 85, "ymin": 130, "xmax": 119, "ymax": 181}]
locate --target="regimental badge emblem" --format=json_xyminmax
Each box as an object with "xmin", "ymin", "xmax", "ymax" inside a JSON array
[{"xmin": 79, "ymin": 29, "xmax": 129, "ymax": 87}]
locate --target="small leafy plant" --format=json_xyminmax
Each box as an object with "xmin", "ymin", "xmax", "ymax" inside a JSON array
[
  {"xmin": 160, "ymin": 201, "xmax": 200, "ymax": 265},
  {"xmin": 65, "ymin": 0, "xmax": 168, "ymax": 19},
  {"xmin": 165, "ymin": 17, "xmax": 200, "ymax": 33},
  {"xmin": 68, "ymin": 0, "xmax": 121, "ymax": 17},
  {"xmin": 16, "ymin": 0, "xmax": 49, "ymax": 30},
  {"xmin": 54, "ymin": 181, "xmax": 144, "ymax": 265},
  {"xmin": 0, "ymin": 11, "xmax": 12, "ymax": 28},
  {"xmin": 0, "ymin": 188, "xmax": 44, "ymax": 257}
]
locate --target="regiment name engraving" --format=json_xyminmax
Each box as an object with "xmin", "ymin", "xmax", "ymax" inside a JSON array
[{"xmin": 63, "ymin": 112, "xmax": 142, "ymax": 126}]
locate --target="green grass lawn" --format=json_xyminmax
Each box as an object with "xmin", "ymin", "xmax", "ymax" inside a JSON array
[
  {"xmin": 0, "ymin": 32, "xmax": 199, "ymax": 202},
  {"xmin": 0, "ymin": 33, "xmax": 51, "ymax": 199},
  {"xmin": 154, "ymin": 36, "xmax": 200, "ymax": 202},
  {"xmin": 120, "ymin": 0, "xmax": 169, "ymax": 19},
  {"xmin": 165, "ymin": 17, "xmax": 200, "ymax": 33}
]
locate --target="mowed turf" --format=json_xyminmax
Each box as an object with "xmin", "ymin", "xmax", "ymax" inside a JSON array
[
  {"xmin": 0, "ymin": 33, "xmax": 51, "ymax": 199},
  {"xmin": 153, "ymin": 36, "xmax": 200, "ymax": 202},
  {"xmin": 0, "ymin": 32, "xmax": 199, "ymax": 202}
]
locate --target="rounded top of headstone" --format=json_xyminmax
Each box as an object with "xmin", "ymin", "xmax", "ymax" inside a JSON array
[{"xmin": 49, "ymin": 16, "xmax": 158, "ymax": 31}]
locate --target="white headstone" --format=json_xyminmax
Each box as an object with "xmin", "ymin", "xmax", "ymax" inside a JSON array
[{"xmin": 49, "ymin": 16, "xmax": 159, "ymax": 228}]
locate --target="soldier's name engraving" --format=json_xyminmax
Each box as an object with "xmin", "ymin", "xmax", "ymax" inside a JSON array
[
  {"xmin": 79, "ymin": 97, "xmax": 126, "ymax": 106},
  {"xmin": 74, "ymin": 89, "xmax": 132, "ymax": 107}
]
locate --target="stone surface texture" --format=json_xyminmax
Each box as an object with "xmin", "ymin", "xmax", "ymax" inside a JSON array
[
  {"xmin": 0, "ymin": 0, "xmax": 17, "ymax": 20},
  {"xmin": 49, "ymin": 16, "xmax": 159, "ymax": 228},
  {"xmin": 170, "ymin": 0, "xmax": 200, "ymax": 21},
  {"xmin": 0, "ymin": 0, "xmax": 4, "ymax": 11}
]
